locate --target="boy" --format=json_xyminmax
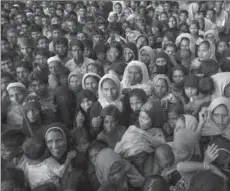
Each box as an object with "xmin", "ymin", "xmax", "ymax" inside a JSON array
[
  {"xmin": 15, "ymin": 61, "xmax": 32, "ymax": 87},
  {"xmin": 1, "ymin": 53, "xmax": 15, "ymax": 76},
  {"xmin": 30, "ymin": 24, "xmax": 42, "ymax": 41},
  {"xmin": 179, "ymin": 10, "xmax": 188, "ymax": 25}
]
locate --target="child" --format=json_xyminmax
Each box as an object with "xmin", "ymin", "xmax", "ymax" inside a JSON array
[
  {"xmin": 142, "ymin": 175, "xmax": 170, "ymax": 191},
  {"xmin": 1, "ymin": 128, "xmax": 26, "ymax": 169},
  {"xmin": 129, "ymin": 88, "xmax": 147, "ymax": 125},
  {"xmin": 82, "ymin": 39, "xmax": 95, "ymax": 59},
  {"xmin": 97, "ymin": 105, "xmax": 126, "ymax": 149},
  {"xmin": 23, "ymin": 136, "xmax": 76, "ymax": 190},
  {"xmin": 123, "ymin": 42, "xmax": 139, "ymax": 64},
  {"xmin": 30, "ymin": 24, "xmax": 42, "ymax": 41},
  {"xmin": 68, "ymin": 71, "xmax": 83, "ymax": 95},
  {"xmin": 36, "ymin": 36, "xmax": 50, "ymax": 50}
]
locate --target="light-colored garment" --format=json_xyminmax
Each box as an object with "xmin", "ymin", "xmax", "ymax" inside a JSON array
[
  {"xmin": 108, "ymin": 11, "xmax": 118, "ymax": 22},
  {"xmin": 211, "ymin": 72, "xmax": 230, "ymax": 98},
  {"xmin": 175, "ymin": 33, "xmax": 196, "ymax": 56},
  {"xmin": 82, "ymin": 72, "xmax": 101, "ymax": 89},
  {"xmin": 204, "ymin": 29, "xmax": 220, "ymax": 43},
  {"xmin": 139, "ymin": 46, "xmax": 156, "ymax": 66},
  {"xmin": 7, "ymin": 104, "xmax": 24, "ymax": 126},
  {"xmin": 48, "ymin": 74, "xmax": 59, "ymax": 90},
  {"xmin": 188, "ymin": 3, "xmax": 199, "ymax": 23},
  {"xmin": 65, "ymin": 57, "xmax": 95, "ymax": 74},
  {"xmin": 112, "ymin": 1, "xmax": 126, "ymax": 21}
]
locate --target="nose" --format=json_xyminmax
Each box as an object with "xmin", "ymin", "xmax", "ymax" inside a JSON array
[
  {"xmin": 14, "ymin": 95, "xmax": 19, "ymax": 102},
  {"xmin": 52, "ymin": 141, "xmax": 57, "ymax": 150},
  {"xmin": 220, "ymin": 115, "xmax": 225, "ymax": 123}
]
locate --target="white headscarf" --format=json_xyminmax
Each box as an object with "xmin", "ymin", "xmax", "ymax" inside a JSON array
[
  {"xmin": 139, "ymin": 46, "xmax": 156, "ymax": 66},
  {"xmin": 121, "ymin": 60, "xmax": 149, "ymax": 89},
  {"xmin": 175, "ymin": 33, "xmax": 196, "ymax": 55},
  {"xmin": 107, "ymin": 11, "xmax": 118, "ymax": 22},
  {"xmin": 82, "ymin": 72, "xmax": 101, "ymax": 89}
]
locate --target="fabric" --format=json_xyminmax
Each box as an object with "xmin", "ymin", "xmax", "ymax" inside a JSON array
[
  {"xmin": 201, "ymin": 96, "xmax": 230, "ymax": 136},
  {"xmin": 175, "ymin": 33, "xmax": 196, "ymax": 55},
  {"xmin": 47, "ymin": 55, "xmax": 62, "ymax": 65},
  {"xmin": 108, "ymin": 12, "xmax": 118, "ymax": 22},
  {"xmin": 211, "ymin": 72, "xmax": 230, "ymax": 98},
  {"xmin": 139, "ymin": 46, "xmax": 156, "ymax": 65},
  {"xmin": 126, "ymin": 30, "xmax": 141, "ymax": 42},
  {"xmin": 82, "ymin": 72, "xmax": 101, "ymax": 90},
  {"xmin": 124, "ymin": 42, "xmax": 139, "ymax": 61},
  {"xmin": 7, "ymin": 82, "xmax": 26, "ymax": 91},
  {"xmin": 65, "ymin": 57, "xmax": 95, "ymax": 73},
  {"xmin": 68, "ymin": 70, "xmax": 84, "ymax": 85},
  {"xmin": 204, "ymin": 29, "xmax": 220, "ymax": 43}
]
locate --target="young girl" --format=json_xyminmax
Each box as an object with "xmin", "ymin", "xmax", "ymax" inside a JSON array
[
  {"xmin": 123, "ymin": 42, "xmax": 139, "ymax": 64},
  {"xmin": 189, "ymin": 20, "xmax": 203, "ymax": 46},
  {"xmin": 97, "ymin": 105, "xmax": 126, "ymax": 149},
  {"xmin": 68, "ymin": 71, "xmax": 83, "ymax": 95},
  {"xmin": 171, "ymin": 66, "xmax": 185, "ymax": 98},
  {"xmin": 23, "ymin": 136, "xmax": 76, "ymax": 190}
]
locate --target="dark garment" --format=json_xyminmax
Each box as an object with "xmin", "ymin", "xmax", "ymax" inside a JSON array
[{"xmin": 129, "ymin": 111, "xmax": 140, "ymax": 126}]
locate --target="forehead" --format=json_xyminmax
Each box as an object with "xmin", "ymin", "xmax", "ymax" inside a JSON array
[
  {"xmin": 128, "ymin": 65, "xmax": 141, "ymax": 72},
  {"xmin": 8, "ymin": 87, "xmax": 23, "ymax": 94},
  {"xmin": 102, "ymin": 79, "xmax": 116, "ymax": 87},
  {"xmin": 213, "ymin": 105, "xmax": 228, "ymax": 114},
  {"xmin": 85, "ymin": 76, "xmax": 97, "ymax": 82},
  {"xmin": 46, "ymin": 129, "xmax": 64, "ymax": 140}
]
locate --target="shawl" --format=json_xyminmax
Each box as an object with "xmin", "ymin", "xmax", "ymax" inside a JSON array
[
  {"xmin": 175, "ymin": 33, "xmax": 196, "ymax": 56},
  {"xmin": 139, "ymin": 46, "xmax": 156, "ymax": 66},
  {"xmin": 126, "ymin": 30, "xmax": 141, "ymax": 43},
  {"xmin": 112, "ymin": 1, "xmax": 126, "ymax": 20},
  {"xmin": 82, "ymin": 72, "xmax": 101, "ymax": 89},
  {"xmin": 201, "ymin": 96, "xmax": 230, "ymax": 136},
  {"xmin": 211, "ymin": 72, "xmax": 230, "ymax": 98},
  {"xmin": 204, "ymin": 29, "xmax": 220, "ymax": 43},
  {"xmin": 188, "ymin": 3, "xmax": 199, "ymax": 23}
]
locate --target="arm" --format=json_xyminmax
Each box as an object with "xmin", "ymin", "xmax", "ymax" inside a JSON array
[{"xmin": 176, "ymin": 161, "xmax": 211, "ymax": 173}]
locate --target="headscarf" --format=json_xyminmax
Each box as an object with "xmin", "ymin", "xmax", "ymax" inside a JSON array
[
  {"xmin": 188, "ymin": 3, "xmax": 199, "ymax": 23},
  {"xmin": 153, "ymin": 51, "xmax": 172, "ymax": 75},
  {"xmin": 68, "ymin": 70, "xmax": 84, "ymax": 85},
  {"xmin": 7, "ymin": 82, "xmax": 26, "ymax": 92},
  {"xmin": 82, "ymin": 72, "xmax": 101, "ymax": 89},
  {"xmin": 183, "ymin": 115, "xmax": 198, "ymax": 130},
  {"xmin": 152, "ymin": 74, "xmax": 171, "ymax": 90},
  {"xmin": 121, "ymin": 60, "xmax": 149, "ymax": 89},
  {"xmin": 201, "ymin": 96, "xmax": 230, "ymax": 136},
  {"xmin": 211, "ymin": 72, "xmax": 230, "ymax": 98},
  {"xmin": 124, "ymin": 42, "xmax": 139, "ymax": 61},
  {"xmin": 139, "ymin": 46, "xmax": 156, "ymax": 66},
  {"xmin": 98, "ymin": 73, "xmax": 123, "ymax": 111},
  {"xmin": 108, "ymin": 12, "xmax": 118, "ymax": 22},
  {"xmin": 126, "ymin": 14, "xmax": 135, "ymax": 22},
  {"xmin": 204, "ymin": 29, "xmax": 220, "ymax": 43},
  {"xmin": 114, "ymin": 126, "xmax": 164, "ymax": 158},
  {"xmin": 126, "ymin": 30, "xmax": 141, "ymax": 42},
  {"xmin": 175, "ymin": 33, "xmax": 196, "ymax": 55},
  {"xmin": 113, "ymin": 1, "xmax": 126, "ymax": 16}
]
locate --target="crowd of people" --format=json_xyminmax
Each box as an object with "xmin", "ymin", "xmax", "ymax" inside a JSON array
[{"xmin": 1, "ymin": 1, "xmax": 230, "ymax": 191}]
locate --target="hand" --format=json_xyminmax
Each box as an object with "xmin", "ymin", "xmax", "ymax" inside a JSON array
[
  {"xmin": 204, "ymin": 144, "xmax": 219, "ymax": 164},
  {"xmin": 198, "ymin": 107, "xmax": 208, "ymax": 125},
  {"xmin": 67, "ymin": 150, "xmax": 77, "ymax": 160},
  {"xmin": 210, "ymin": 164, "xmax": 228, "ymax": 181},
  {"xmin": 222, "ymin": 128, "xmax": 230, "ymax": 141},
  {"xmin": 76, "ymin": 111, "xmax": 85, "ymax": 127},
  {"xmin": 92, "ymin": 117, "xmax": 101, "ymax": 128}
]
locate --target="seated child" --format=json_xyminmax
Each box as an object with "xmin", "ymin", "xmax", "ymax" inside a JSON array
[
  {"xmin": 142, "ymin": 175, "xmax": 170, "ymax": 191},
  {"xmin": 23, "ymin": 136, "xmax": 76, "ymax": 190}
]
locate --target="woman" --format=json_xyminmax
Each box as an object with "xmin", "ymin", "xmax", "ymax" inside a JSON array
[
  {"xmin": 204, "ymin": 29, "xmax": 220, "ymax": 45},
  {"xmin": 211, "ymin": 72, "xmax": 230, "ymax": 99},
  {"xmin": 68, "ymin": 70, "xmax": 83, "ymax": 96},
  {"xmin": 112, "ymin": 1, "xmax": 126, "ymax": 21},
  {"xmin": 82, "ymin": 72, "xmax": 101, "ymax": 96},
  {"xmin": 126, "ymin": 30, "xmax": 141, "ymax": 43},
  {"xmin": 139, "ymin": 46, "xmax": 156, "ymax": 68},
  {"xmin": 95, "ymin": 148, "xmax": 144, "ymax": 190},
  {"xmin": 121, "ymin": 60, "xmax": 151, "ymax": 96},
  {"xmin": 43, "ymin": 123, "xmax": 89, "ymax": 191}
]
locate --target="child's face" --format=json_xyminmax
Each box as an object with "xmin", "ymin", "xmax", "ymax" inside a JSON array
[
  {"xmin": 78, "ymin": 137, "xmax": 90, "ymax": 153},
  {"xmin": 109, "ymin": 47, "xmax": 120, "ymax": 62},
  {"xmin": 1, "ymin": 144, "xmax": 21, "ymax": 160},
  {"xmin": 8, "ymin": 87, "xmax": 25, "ymax": 105},
  {"xmin": 139, "ymin": 111, "xmax": 152, "ymax": 130},
  {"xmin": 89, "ymin": 148, "xmax": 101, "ymax": 165},
  {"xmin": 81, "ymin": 98, "xmax": 93, "ymax": 112},
  {"xmin": 184, "ymin": 87, "xmax": 198, "ymax": 99},
  {"xmin": 84, "ymin": 47, "xmax": 91, "ymax": 58},
  {"xmin": 114, "ymin": 4, "xmax": 122, "ymax": 14},
  {"xmin": 110, "ymin": 15, "xmax": 118, "ymax": 22},
  {"xmin": 1, "ymin": 59, "xmax": 13, "ymax": 73},
  {"xmin": 96, "ymin": 52, "xmax": 105, "ymax": 61},
  {"xmin": 34, "ymin": 16, "xmax": 42, "ymax": 25},
  {"xmin": 172, "ymin": 70, "xmax": 184, "ymax": 84},
  {"xmin": 38, "ymin": 39, "xmax": 49, "ymax": 49},
  {"xmin": 71, "ymin": 45, "xmax": 83, "ymax": 60},
  {"xmin": 101, "ymin": 79, "xmax": 119, "ymax": 102},
  {"xmin": 51, "ymin": 17, "xmax": 61, "ymax": 25},
  {"xmin": 154, "ymin": 79, "xmax": 168, "ymax": 98},
  {"xmin": 206, "ymin": 10, "xmax": 214, "ymax": 21},
  {"xmin": 127, "ymin": 66, "xmax": 143, "ymax": 85},
  {"xmin": 168, "ymin": 112, "xmax": 180, "ymax": 129},
  {"xmin": 198, "ymin": 43, "xmax": 211, "ymax": 61},
  {"xmin": 168, "ymin": 17, "xmax": 176, "ymax": 28},
  {"xmin": 84, "ymin": 76, "xmax": 98, "ymax": 94},
  {"xmin": 180, "ymin": 13, "xmax": 187, "ymax": 23},
  {"xmin": 151, "ymin": 26, "xmax": 159, "ymax": 35},
  {"xmin": 189, "ymin": 24, "xmax": 198, "ymax": 35},
  {"xmin": 69, "ymin": 76, "xmax": 81, "ymax": 92},
  {"xmin": 104, "ymin": 115, "xmax": 117, "ymax": 134},
  {"xmin": 130, "ymin": 96, "xmax": 143, "ymax": 112},
  {"xmin": 224, "ymin": 83, "xmax": 230, "ymax": 98},
  {"xmin": 49, "ymin": 61, "xmax": 60, "ymax": 75},
  {"xmin": 165, "ymin": 46, "xmax": 176, "ymax": 56},
  {"xmin": 55, "ymin": 44, "xmax": 68, "ymax": 56},
  {"xmin": 217, "ymin": 41, "xmax": 228, "ymax": 54},
  {"xmin": 180, "ymin": 39, "xmax": 190, "ymax": 50},
  {"xmin": 20, "ymin": 45, "xmax": 32, "ymax": 56},
  {"xmin": 109, "ymin": 162, "xmax": 125, "ymax": 183},
  {"xmin": 31, "ymin": 31, "xmax": 41, "ymax": 40},
  {"xmin": 77, "ymin": 33, "xmax": 87, "ymax": 41},
  {"xmin": 52, "ymin": 30, "xmax": 62, "ymax": 38},
  {"xmin": 136, "ymin": 37, "xmax": 148, "ymax": 49},
  {"xmin": 124, "ymin": 48, "xmax": 134, "ymax": 62},
  {"xmin": 140, "ymin": 49, "xmax": 151, "ymax": 65},
  {"xmin": 130, "ymin": 152, "xmax": 148, "ymax": 167},
  {"xmin": 16, "ymin": 67, "xmax": 29, "ymax": 83},
  {"xmin": 92, "ymin": 35, "xmax": 103, "ymax": 45},
  {"xmin": 35, "ymin": 54, "xmax": 48, "ymax": 69},
  {"xmin": 26, "ymin": 108, "xmax": 40, "ymax": 123}
]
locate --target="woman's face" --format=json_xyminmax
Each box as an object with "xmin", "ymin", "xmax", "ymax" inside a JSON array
[
  {"xmin": 168, "ymin": 112, "xmax": 180, "ymax": 129},
  {"xmin": 139, "ymin": 111, "xmax": 152, "ymax": 130},
  {"xmin": 114, "ymin": 4, "xmax": 122, "ymax": 14},
  {"xmin": 128, "ymin": 33, "xmax": 136, "ymax": 43},
  {"xmin": 180, "ymin": 39, "xmax": 190, "ymax": 50},
  {"xmin": 110, "ymin": 14, "xmax": 118, "ymax": 22},
  {"xmin": 156, "ymin": 58, "xmax": 167, "ymax": 66},
  {"xmin": 206, "ymin": 34, "xmax": 215, "ymax": 43},
  {"xmin": 154, "ymin": 79, "xmax": 168, "ymax": 98},
  {"xmin": 69, "ymin": 76, "xmax": 81, "ymax": 92},
  {"xmin": 168, "ymin": 17, "xmax": 176, "ymax": 28},
  {"xmin": 140, "ymin": 49, "xmax": 151, "ymax": 65},
  {"xmin": 165, "ymin": 46, "xmax": 176, "ymax": 56},
  {"xmin": 109, "ymin": 47, "xmax": 120, "ymax": 62},
  {"xmin": 103, "ymin": 115, "xmax": 117, "ymax": 134},
  {"xmin": 81, "ymin": 98, "xmax": 93, "ymax": 112},
  {"xmin": 101, "ymin": 79, "xmax": 119, "ymax": 101},
  {"xmin": 212, "ymin": 105, "xmax": 229, "ymax": 128},
  {"xmin": 224, "ymin": 83, "xmax": 230, "ymax": 98},
  {"xmin": 198, "ymin": 43, "xmax": 211, "ymax": 60},
  {"xmin": 130, "ymin": 96, "xmax": 143, "ymax": 112},
  {"xmin": 172, "ymin": 70, "xmax": 184, "ymax": 84},
  {"xmin": 184, "ymin": 87, "xmax": 198, "ymax": 99},
  {"xmin": 160, "ymin": 13, "xmax": 168, "ymax": 21},
  {"xmin": 109, "ymin": 162, "xmax": 125, "ymax": 183},
  {"xmin": 27, "ymin": 108, "xmax": 40, "ymax": 123},
  {"xmin": 84, "ymin": 76, "xmax": 98, "ymax": 93},
  {"xmin": 127, "ymin": 66, "xmax": 142, "ymax": 85},
  {"xmin": 124, "ymin": 48, "xmax": 134, "ymax": 62},
  {"xmin": 89, "ymin": 148, "xmax": 101, "ymax": 165},
  {"xmin": 217, "ymin": 41, "xmax": 228, "ymax": 54},
  {"xmin": 189, "ymin": 24, "xmax": 198, "ymax": 36},
  {"xmin": 130, "ymin": 152, "xmax": 148, "ymax": 167},
  {"xmin": 137, "ymin": 37, "xmax": 148, "ymax": 49},
  {"xmin": 46, "ymin": 130, "xmax": 67, "ymax": 159}
]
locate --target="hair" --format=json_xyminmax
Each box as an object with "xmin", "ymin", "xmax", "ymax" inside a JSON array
[
  {"xmin": 69, "ymin": 39, "xmax": 84, "ymax": 51},
  {"xmin": 129, "ymin": 88, "xmax": 147, "ymax": 103},
  {"xmin": 53, "ymin": 37, "xmax": 68, "ymax": 48},
  {"xmin": 190, "ymin": 20, "xmax": 200, "ymax": 30},
  {"xmin": 15, "ymin": 61, "xmax": 33, "ymax": 72},
  {"xmin": 98, "ymin": 183, "xmax": 125, "ymax": 191},
  {"xmin": 34, "ymin": 48, "xmax": 50, "ymax": 58},
  {"xmin": 166, "ymin": 42, "xmax": 177, "ymax": 51},
  {"xmin": 188, "ymin": 171, "xmax": 228, "ymax": 191},
  {"xmin": 155, "ymin": 144, "xmax": 175, "ymax": 164},
  {"xmin": 167, "ymin": 101, "xmax": 184, "ymax": 115},
  {"xmin": 109, "ymin": 42, "xmax": 123, "ymax": 58},
  {"xmin": 23, "ymin": 136, "xmax": 46, "ymax": 160},
  {"xmin": 30, "ymin": 24, "xmax": 43, "ymax": 33},
  {"xmin": 29, "ymin": 73, "xmax": 49, "ymax": 85},
  {"xmin": 198, "ymin": 77, "xmax": 214, "ymax": 95},
  {"xmin": 37, "ymin": 36, "xmax": 49, "ymax": 44},
  {"xmin": 180, "ymin": 10, "xmax": 188, "ymax": 17},
  {"xmin": 1, "ymin": 129, "xmax": 26, "ymax": 147},
  {"xmin": 142, "ymin": 175, "xmax": 170, "ymax": 191},
  {"xmin": 179, "ymin": 23, "xmax": 189, "ymax": 32},
  {"xmin": 101, "ymin": 105, "xmax": 121, "ymax": 123},
  {"xmin": 199, "ymin": 40, "xmax": 211, "ymax": 49},
  {"xmin": 51, "ymin": 15, "xmax": 62, "ymax": 22},
  {"xmin": 86, "ymin": 140, "xmax": 107, "ymax": 159},
  {"xmin": 1, "ymin": 53, "xmax": 13, "ymax": 61}
]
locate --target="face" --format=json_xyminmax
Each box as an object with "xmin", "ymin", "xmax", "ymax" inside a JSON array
[
  {"xmin": 46, "ymin": 130, "xmax": 67, "ymax": 159},
  {"xmin": 16, "ymin": 67, "xmax": 29, "ymax": 83},
  {"xmin": 168, "ymin": 112, "xmax": 180, "ymax": 129},
  {"xmin": 34, "ymin": 16, "xmax": 42, "ymax": 25},
  {"xmin": 26, "ymin": 108, "xmax": 40, "ymax": 123},
  {"xmin": 198, "ymin": 43, "xmax": 211, "ymax": 61},
  {"xmin": 130, "ymin": 96, "xmax": 143, "ymax": 112},
  {"xmin": 128, "ymin": 33, "xmax": 136, "ymax": 43},
  {"xmin": 49, "ymin": 61, "xmax": 60, "ymax": 75},
  {"xmin": 224, "ymin": 83, "xmax": 230, "ymax": 98},
  {"xmin": 29, "ymin": 80, "xmax": 46, "ymax": 96},
  {"xmin": 140, "ymin": 49, "xmax": 151, "ymax": 65},
  {"xmin": 84, "ymin": 47, "xmax": 91, "ymax": 58},
  {"xmin": 79, "ymin": 8, "xmax": 87, "ymax": 17},
  {"xmin": 206, "ymin": 34, "xmax": 215, "ymax": 43},
  {"xmin": 175, "ymin": 117, "xmax": 185, "ymax": 133},
  {"xmin": 103, "ymin": 115, "xmax": 117, "ymax": 134},
  {"xmin": 1, "ymin": 59, "xmax": 13, "ymax": 73},
  {"xmin": 184, "ymin": 87, "xmax": 198, "ymax": 98},
  {"xmin": 81, "ymin": 98, "xmax": 93, "ymax": 112},
  {"xmin": 130, "ymin": 152, "xmax": 148, "ymax": 167},
  {"xmin": 20, "ymin": 45, "xmax": 32, "ymax": 56},
  {"xmin": 172, "ymin": 70, "xmax": 184, "ymax": 84},
  {"xmin": 77, "ymin": 33, "xmax": 87, "ymax": 41},
  {"xmin": 110, "ymin": 14, "xmax": 118, "ymax": 22},
  {"xmin": 21, "ymin": 24, "xmax": 29, "ymax": 34},
  {"xmin": 84, "ymin": 76, "xmax": 98, "ymax": 93},
  {"xmin": 97, "ymin": 52, "xmax": 105, "ymax": 61},
  {"xmin": 69, "ymin": 76, "xmax": 81, "ymax": 92},
  {"xmin": 89, "ymin": 148, "xmax": 101, "ymax": 165},
  {"xmin": 218, "ymin": 41, "xmax": 228, "ymax": 54},
  {"xmin": 156, "ymin": 152, "xmax": 174, "ymax": 169},
  {"xmin": 109, "ymin": 47, "xmax": 120, "ymax": 62},
  {"xmin": 206, "ymin": 10, "xmax": 214, "ymax": 21},
  {"xmin": 154, "ymin": 79, "xmax": 168, "ymax": 98},
  {"xmin": 189, "ymin": 24, "xmax": 198, "ymax": 35},
  {"xmin": 152, "ymin": 26, "xmax": 160, "ymax": 34},
  {"xmin": 109, "ymin": 162, "xmax": 125, "ymax": 183},
  {"xmin": 1, "ymin": 40, "xmax": 10, "ymax": 52},
  {"xmin": 92, "ymin": 35, "xmax": 103, "ymax": 45},
  {"xmin": 1, "ymin": 144, "xmax": 20, "ymax": 161},
  {"xmin": 180, "ymin": 13, "xmax": 187, "ymax": 23},
  {"xmin": 67, "ymin": 21, "xmax": 77, "ymax": 33},
  {"xmin": 101, "ymin": 79, "xmax": 119, "ymax": 102},
  {"xmin": 156, "ymin": 58, "xmax": 167, "ymax": 66},
  {"xmin": 139, "ymin": 111, "xmax": 152, "ymax": 130},
  {"xmin": 165, "ymin": 46, "xmax": 176, "ymax": 56},
  {"xmin": 180, "ymin": 39, "xmax": 190, "ymax": 50},
  {"xmin": 124, "ymin": 48, "xmax": 134, "ymax": 62},
  {"xmin": 55, "ymin": 44, "xmax": 68, "ymax": 56},
  {"xmin": 212, "ymin": 105, "xmax": 229, "ymax": 129},
  {"xmin": 8, "ymin": 87, "xmax": 25, "ymax": 105},
  {"xmin": 160, "ymin": 13, "xmax": 168, "ymax": 21},
  {"xmin": 137, "ymin": 37, "xmax": 148, "ymax": 49},
  {"xmin": 35, "ymin": 55, "xmax": 48, "ymax": 69},
  {"xmin": 127, "ymin": 66, "xmax": 142, "ymax": 86},
  {"xmin": 168, "ymin": 17, "xmax": 176, "ymax": 28},
  {"xmin": 52, "ymin": 30, "xmax": 62, "ymax": 38},
  {"xmin": 114, "ymin": 4, "xmax": 122, "ymax": 14},
  {"xmin": 31, "ymin": 32, "xmax": 41, "ymax": 40}
]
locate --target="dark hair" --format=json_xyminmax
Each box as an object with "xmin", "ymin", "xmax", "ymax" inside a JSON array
[
  {"xmin": 86, "ymin": 140, "xmax": 107, "ymax": 159},
  {"xmin": 53, "ymin": 37, "xmax": 68, "ymax": 48},
  {"xmin": 101, "ymin": 105, "xmax": 121, "ymax": 123},
  {"xmin": 167, "ymin": 101, "xmax": 184, "ymax": 115},
  {"xmin": 23, "ymin": 136, "xmax": 46, "ymax": 160},
  {"xmin": 29, "ymin": 73, "xmax": 49, "ymax": 85},
  {"xmin": 206, "ymin": 8, "xmax": 216, "ymax": 16},
  {"xmin": 15, "ymin": 61, "xmax": 33, "ymax": 72},
  {"xmin": 142, "ymin": 175, "xmax": 170, "ymax": 191},
  {"xmin": 129, "ymin": 88, "xmax": 147, "ymax": 103},
  {"xmin": 179, "ymin": 23, "xmax": 189, "ymax": 32},
  {"xmin": 198, "ymin": 77, "xmax": 214, "ymax": 95},
  {"xmin": 109, "ymin": 42, "xmax": 123, "ymax": 59},
  {"xmin": 98, "ymin": 183, "xmax": 125, "ymax": 191},
  {"xmin": 69, "ymin": 39, "xmax": 84, "ymax": 51},
  {"xmin": 34, "ymin": 48, "xmax": 50, "ymax": 58},
  {"xmin": 180, "ymin": 10, "xmax": 188, "ymax": 17},
  {"xmin": 51, "ymin": 15, "xmax": 62, "ymax": 22},
  {"xmin": 190, "ymin": 20, "xmax": 200, "ymax": 30},
  {"xmin": 30, "ymin": 24, "xmax": 43, "ymax": 33},
  {"xmin": 188, "ymin": 171, "xmax": 228, "ymax": 191},
  {"xmin": 1, "ymin": 129, "xmax": 26, "ymax": 147}
]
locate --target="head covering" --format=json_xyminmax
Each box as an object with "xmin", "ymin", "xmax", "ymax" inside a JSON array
[
  {"xmin": 98, "ymin": 73, "xmax": 122, "ymax": 111},
  {"xmin": 200, "ymin": 59, "xmax": 219, "ymax": 77},
  {"xmin": 188, "ymin": 3, "xmax": 199, "ymax": 23},
  {"xmin": 126, "ymin": 30, "xmax": 141, "ymax": 42},
  {"xmin": 47, "ymin": 55, "xmax": 62, "ymax": 65},
  {"xmin": 126, "ymin": 14, "xmax": 135, "ymax": 22},
  {"xmin": 77, "ymin": 89, "xmax": 97, "ymax": 104},
  {"xmin": 183, "ymin": 114, "xmax": 198, "ymax": 130},
  {"xmin": 121, "ymin": 61, "xmax": 149, "ymax": 89},
  {"xmin": 96, "ymin": 148, "xmax": 124, "ymax": 184},
  {"xmin": 7, "ymin": 82, "xmax": 26, "ymax": 92},
  {"xmin": 201, "ymin": 96, "xmax": 230, "ymax": 136},
  {"xmin": 68, "ymin": 70, "xmax": 84, "ymax": 84},
  {"xmin": 124, "ymin": 42, "xmax": 139, "ymax": 61},
  {"xmin": 184, "ymin": 75, "xmax": 199, "ymax": 88},
  {"xmin": 82, "ymin": 72, "xmax": 101, "ymax": 89},
  {"xmin": 139, "ymin": 46, "xmax": 156, "ymax": 65},
  {"xmin": 135, "ymin": 34, "xmax": 148, "ymax": 45},
  {"xmin": 23, "ymin": 101, "xmax": 41, "ymax": 111},
  {"xmin": 152, "ymin": 74, "xmax": 171, "ymax": 90},
  {"xmin": 204, "ymin": 29, "xmax": 220, "ymax": 43},
  {"xmin": 113, "ymin": 1, "xmax": 126, "ymax": 16},
  {"xmin": 211, "ymin": 72, "xmax": 230, "ymax": 98},
  {"xmin": 108, "ymin": 12, "xmax": 118, "ymax": 22},
  {"xmin": 175, "ymin": 33, "xmax": 196, "ymax": 55}
]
